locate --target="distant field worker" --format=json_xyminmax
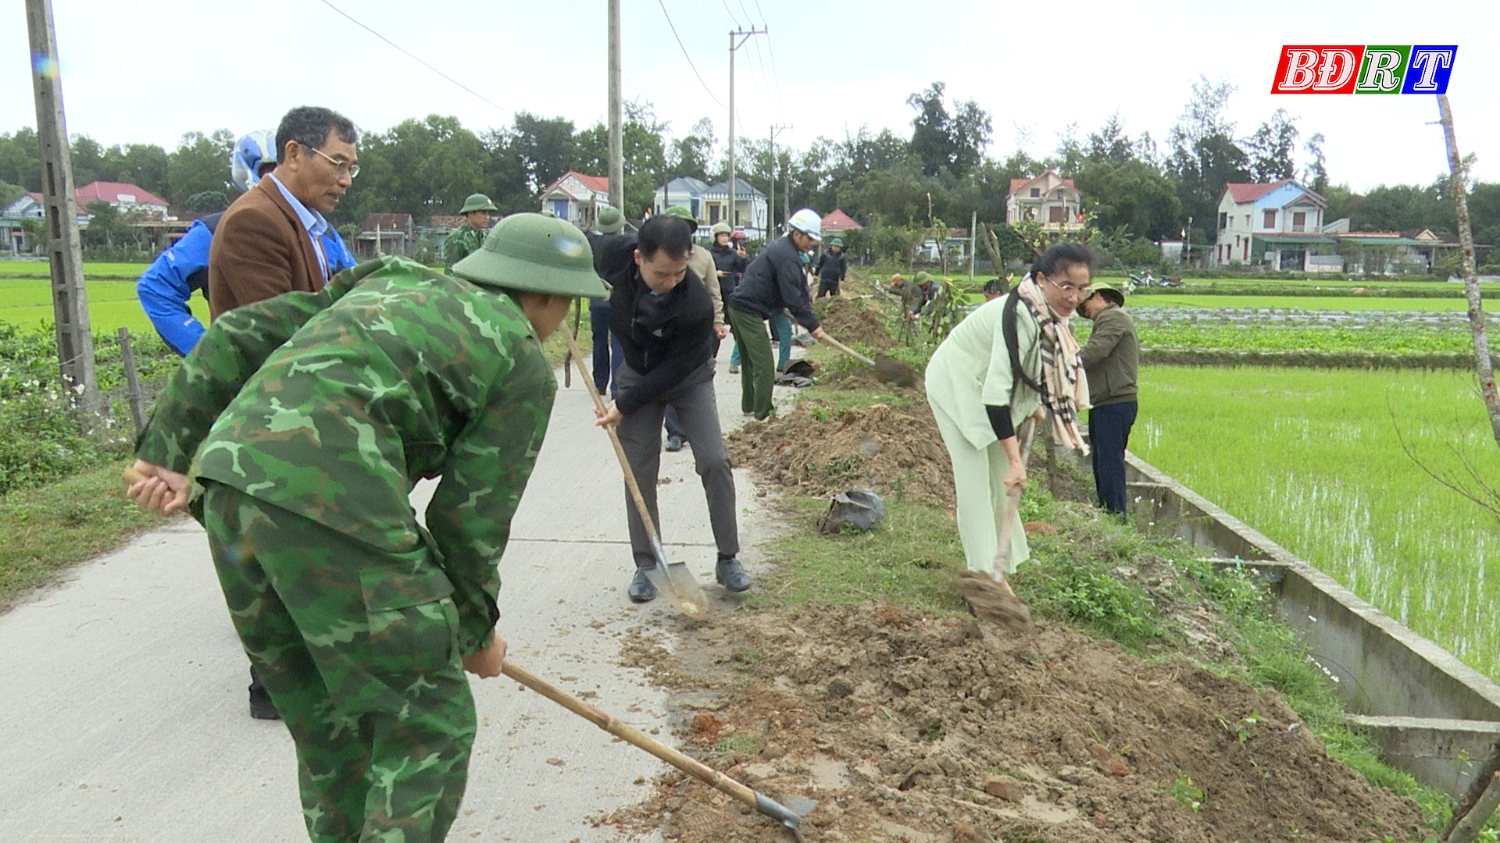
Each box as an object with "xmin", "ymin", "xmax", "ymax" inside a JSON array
[
  {"xmin": 444, "ymin": 193, "xmax": 499, "ymax": 272},
  {"xmin": 814, "ymin": 237, "xmax": 848, "ymax": 298},
  {"xmin": 726, "ymin": 208, "xmax": 829, "ymax": 419},
  {"xmin": 125, "ymin": 213, "xmax": 606, "ymax": 843},
  {"xmin": 925, "ymin": 243, "xmax": 1093, "ymax": 595},
  {"xmin": 1078, "ymin": 281, "xmax": 1138, "ymax": 516}
]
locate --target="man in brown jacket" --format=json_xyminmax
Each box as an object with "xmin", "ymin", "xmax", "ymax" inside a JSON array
[
  {"xmin": 205, "ymin": 105, "xmax": 360, "ymax": 719},
  {"xmin": 208, "ymin": 106, "xmax": 360, "ymax": 318}
]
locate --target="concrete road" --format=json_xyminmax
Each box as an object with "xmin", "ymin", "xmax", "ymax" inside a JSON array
[{"xmin": 0, "ymin": 357, "xmax": 797, "ymax": 843}]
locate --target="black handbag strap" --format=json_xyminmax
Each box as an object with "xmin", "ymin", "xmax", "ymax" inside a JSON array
[{"xmin": 1003, "ymin": 291, "xmax": 1047, "ymax": 399}]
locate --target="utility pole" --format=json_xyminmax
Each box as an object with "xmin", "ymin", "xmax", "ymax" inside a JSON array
[
  {"xmin": 768, "ymin": 124, "xmax": 790, "ymax": 239},
  {"xmin": 727, "ymin": 27, "xmax": 765, "ymax": 235},
  {"xmin": 608, "ymin": 0, "xmax": 623, "ymax": 214},
  {"xmin": 25, "ymin": 0, "xmax": 98, "ymax": 421}
]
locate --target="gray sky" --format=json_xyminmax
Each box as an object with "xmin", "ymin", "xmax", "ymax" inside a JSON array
[{"xmin": 3, "ymin": 0, "xmax": 1493, "ymax": 194}]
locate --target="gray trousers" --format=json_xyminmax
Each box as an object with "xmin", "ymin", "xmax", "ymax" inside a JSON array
[{"xmin": 614, "ymin": 361, "xmax": 739, "ymax": 568}]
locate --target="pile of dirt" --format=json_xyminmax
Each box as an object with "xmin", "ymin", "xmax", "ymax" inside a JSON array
[
  {"xmin": 814, "ymin": 295, "xmax": 898, "ymax": 351},
  {"xmin": 727, "ymin": 401, "xmax": 956, "ymax": 508},
  {"xmin": 600, "ymin": 604, "xmax": 1426, "ymax": 843}
]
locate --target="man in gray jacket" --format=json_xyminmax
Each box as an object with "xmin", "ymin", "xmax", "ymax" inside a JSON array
[{"xmin": 1079, "ymin": 281, "xmax": 1139, "ymax": 516}]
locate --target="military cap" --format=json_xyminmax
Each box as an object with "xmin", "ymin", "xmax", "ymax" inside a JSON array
[
  {"xmin": 828, "ymin": 237, "xmax": 844, "ymax": 248},
  {"xmin": 596, "ymin": 205, "xmax": 625, "ymax": 234},
  {"xmin": 1089, "ymin": 280, "xmax": 1125, "ymax": 306},
  {"xmin": 452, "ymin": 212, "xmax": 607, "ymax": 298},
  {"xmin": 458, "ymin": 193, "xmax": 499, "ymax": 214},
  {"xmin": 662, "ymin": 205, "xmax": 698, "ymax": 228}
]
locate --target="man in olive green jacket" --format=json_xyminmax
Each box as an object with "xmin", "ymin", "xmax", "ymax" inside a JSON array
[
  {"xmin": 1079, "ymin": 281, "xmax": 1139, "ymax": 516},
  {"xmin": 126, "ymin": 214, "xmax": 606, "ymax": 843}
]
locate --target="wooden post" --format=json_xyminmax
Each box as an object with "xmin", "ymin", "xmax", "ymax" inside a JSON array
[
  {"xmin": 25, "ymin": 0, "xmax": 100, "ymax": 426},
  {"xmin": 1436, "ymin": 95, "xmax": 1500, "ymax": 448},
  {"xmin": 116, "ymin": 327, "xmax": 145, "ymax": 435},
  {"xmin": 1445, "ymin": 771, "xmax": 1500, "ymax": 843}
]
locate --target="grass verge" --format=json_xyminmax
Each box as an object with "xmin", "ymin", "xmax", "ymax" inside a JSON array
[{"xmin": 0, "ymin": 459, "xmax": 162, "ymax": 610}]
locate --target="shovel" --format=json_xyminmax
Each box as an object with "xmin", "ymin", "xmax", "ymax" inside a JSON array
[
  {"xmin": 501, "ymin": 659, "xmax": 813, "ymax": 841},
  {"xmin": 957, "ymin": 416, "xmax": 1038, "ymax": 632},
  {"xmin": 818, "ymin": 332, "xmax": 918, "ymax": 387},
  {"xmin": 562, "ymin": 328, "xmax": 710, "ymax": 617}
]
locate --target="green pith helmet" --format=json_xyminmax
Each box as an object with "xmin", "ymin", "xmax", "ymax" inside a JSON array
[
  {"xmin": 828, "ymin": 237, "xmax": 844, "ymax": 249},
  {"xmin": 1090, "ymin": 280, "xmax": 1125, "ymax": 306},
  {"xmin": 458, "ymin": 193, "xmax": 499, "ymax": 214},
  {"xmin": 596, "ymin": 205, "xmax": 624, "ymax": 234},
  {"xmin": 662, "ymin": 204, "xmax": 698, "ymax": 228},
  {"xmin": 914, "ymin": 271, "xmax": 932, "ymax": 284},
  {"xmin": 451, "ymin": 213, "xmax": 607, "ymax": 299},
  {"xmin": 710, "ymin": 221, "xmax": 732, "ymax": 236}
]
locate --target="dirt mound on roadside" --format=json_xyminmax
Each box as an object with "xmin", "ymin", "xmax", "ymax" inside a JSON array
[
  {"xmin": 600, "ymin": 603, "xmax": 1426, "ymax": 843},
  {"xmin": 727, "ymin": 401, "xmax": 955, "ymax": 508},
  {"xmin": 814, "ymin": 295, "xmax": 898, "ymax": 351}
]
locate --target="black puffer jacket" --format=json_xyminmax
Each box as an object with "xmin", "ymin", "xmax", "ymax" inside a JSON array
[
  {"xmin": 595, "ymin": 234, "xmax": 716, "ymax": 413},
  {"xmin": 727, "ymin": 235, "xmax": 819, "ymax": 330}
]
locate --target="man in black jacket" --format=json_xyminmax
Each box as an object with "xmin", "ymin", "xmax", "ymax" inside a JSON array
[
  {"xmin": 814, "ymin": 237, "xmax": 848, "ymax": 298},
  {"xmin": 726, "ymin": 208, "xmax": 829, "ymax": 420},
  {"xmin": 593, "ymin": 216, "xmax": 750, "ymax": 602}
]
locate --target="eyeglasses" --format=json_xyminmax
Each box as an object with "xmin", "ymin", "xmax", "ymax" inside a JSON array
[
  {"xmin": 309, "ymin": 146, "xmax": 360, "ymax": 179},
  {"xmin": 1040, "ymin": 275, "xmax": 1091, "ymax": 298}
]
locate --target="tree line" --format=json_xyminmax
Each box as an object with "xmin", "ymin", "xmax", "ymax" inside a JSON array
[{"xmin": 2, "ymin": 75, "xmax": 1497, "ymax": 264}]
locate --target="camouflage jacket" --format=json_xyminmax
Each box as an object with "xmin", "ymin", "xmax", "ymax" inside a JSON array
[
  {"xmin": 443, "ymin": 222, "xmax": 486, "ymax": 272},
  {"xmin": 135, "ymin": 256, "xmax": 556, "ymax": 653}
]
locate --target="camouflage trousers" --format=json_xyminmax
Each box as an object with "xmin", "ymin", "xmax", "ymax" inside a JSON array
[{"xmin": 201, "ymin": 482, "xmax": 475, "ymax": 843}]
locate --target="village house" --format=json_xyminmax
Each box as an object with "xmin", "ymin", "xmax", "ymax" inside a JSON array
[
  {"xmin": 1212, "ymin": 179, "xmax": 1332, "ymax": 270},
  {"xmin": 539, "ymin": 171, "xmax": 610, "ymax": 231},
  {"xmin": 1006, "ymin": 170, "xmax": 1083, "ymax": 231},
  {"xmin": 356, "ymin": 213, "xmax": 415, "ymax": 259}
]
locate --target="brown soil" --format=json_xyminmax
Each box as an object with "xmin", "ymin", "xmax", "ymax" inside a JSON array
[
  {"xmin": 814, "ymin": 295, "xmax": 899, "ymax": 351},
  {"xmin": 599, "ymin": 605, "xmax": 1427, "ymax": 843}
]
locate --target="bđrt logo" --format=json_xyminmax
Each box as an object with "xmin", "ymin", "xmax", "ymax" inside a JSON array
[{"xmin": 1271, "ymin": 45, "xmax": 1456, "ymax": 94}]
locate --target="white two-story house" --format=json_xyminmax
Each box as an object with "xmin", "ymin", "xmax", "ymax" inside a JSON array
[
  {"xmin": 1006, "ymin": 170, "xmax": 1083, "ymax": 231},
  {"xmin": 1213, "ymin": 179, "xmax": 1333, "ymax": 270}
]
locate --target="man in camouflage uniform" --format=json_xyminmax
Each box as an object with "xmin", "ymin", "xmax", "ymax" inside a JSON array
[
  {"xmin": 126, "ymin": 213, "xmax": 606, "ymax": 843},
  {"xmin": 442, "ymin": 193, "xmax": 499, "ymax": 272}
]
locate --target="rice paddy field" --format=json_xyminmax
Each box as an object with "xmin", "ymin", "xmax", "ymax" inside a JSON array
[
  {"xmin": 1129, "ymin": 366, "xmax": 1500, "ymax": 682},
  {"xmin": 0, "ymin": 262, "xmax": 203, "ymax": 337}
]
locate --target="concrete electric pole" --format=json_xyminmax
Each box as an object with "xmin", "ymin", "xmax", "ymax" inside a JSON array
[
  {"xmin": 727, "ymin": 27, "xmax": 765, "ymax": 235},
  {"xmin": 768, "ymin": 124, "xmax": 790, "ymax": 238},
  {"xmin": 24, "ymin": 0, "xmax": 99, "ymax": 420},
  {"xmin": 608, "ymin": 0, "xmax": 623, "ymax": 215}
]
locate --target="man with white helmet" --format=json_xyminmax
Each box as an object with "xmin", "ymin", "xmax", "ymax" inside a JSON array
[
  {"xmin": 135, "ymin": 129, "xmax": 355, "ymax": 355},
  {"xmin": 726, "ymin": 208, "xmax": 828, "ymax": 420}
]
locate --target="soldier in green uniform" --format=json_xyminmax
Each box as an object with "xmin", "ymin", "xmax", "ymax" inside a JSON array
[
  {"xmin": 442, "ymin": 193, "xmax": 499, "ymax": 272},
  {"xmin": 125, "ymin": 213, "xmax": 605, "ymax": 843}
]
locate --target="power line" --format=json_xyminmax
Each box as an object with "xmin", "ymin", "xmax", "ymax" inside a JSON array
[
  {"xmin": 720, "ymin": 0, "xmax": 740, "ymax": 27},
  {"xmin": 753, "ymin": 0, "xmax": 783, "ymax": 98},
  {"xmin": 657, "ymin": 0, "xmax": 726, "ymax": 109},
  {"xmin": 313, "ymin": 0, "xmax": 508, "ymax": 114}
]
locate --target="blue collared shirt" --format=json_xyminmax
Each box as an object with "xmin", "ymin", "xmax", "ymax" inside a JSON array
[{"xmin": 267, "ymin": 173, "xmax": 331, "ymax": 281}]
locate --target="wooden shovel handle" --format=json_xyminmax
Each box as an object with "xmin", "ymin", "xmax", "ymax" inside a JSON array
[
  {"xmin": 561, "ymin": 327, "xmax": 661, "ymax": 545},
  {"xmin": 993, "ymin": 416, "xmax": 1038, "ymax": 579},
  {"xmin": 501, "ymin": 659, "xmax": 758, "ymax": 808},
  {"xmin": 818, "ymin": 333, "xmax": 876, "ymax": 367}
]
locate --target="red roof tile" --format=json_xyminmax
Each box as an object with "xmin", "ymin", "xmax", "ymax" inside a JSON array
[
  {"xmin": 1224, "ymin": 180, "xmax": 1293, "ymax": 204},
  {"xmin": 540, "ymin": 171, "xmax": 610, "ymax": 198},
  {"xmin": 75, "ymin": 181, "xmax": 169, "ymax": 208},
  {"xmin": 1007, "ymin": 172, "xmax": 1076, "ymax": 198},
  {"xmin": 821, "ymin": 208, "xmax": 863, "ymax": 231}
]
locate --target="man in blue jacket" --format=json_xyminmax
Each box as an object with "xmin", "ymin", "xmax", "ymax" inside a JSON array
[
  {"xmin": 726, "ymin": 208, "xmax": 828, "ymax": 420},
  {"xmin": 135, "ymin": 129, "xmax": 355, "ymax": 355}
]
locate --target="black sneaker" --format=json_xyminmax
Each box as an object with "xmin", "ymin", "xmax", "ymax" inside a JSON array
[
  {"xmin": 715, "ymin": 556, "xmax": 752, "ymax": 593},
  {"xmin": 627, "ymin": 568, "xmax": 657, "ymax": 603}
]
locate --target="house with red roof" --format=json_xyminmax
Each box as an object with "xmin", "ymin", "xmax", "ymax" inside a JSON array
[
  {"xmin": 539, "ymin": 171, "xmax": 610, "ymax": 231},
  {"xmin": 820, "ymin": 208, "xmax": 863, "ymax": 234},
  {"xmin": 1212, "ymin": 179, "xmax": 1330, "ymax": 269},
  {"xmin": 76, "ymin": 181, "xmax": 170, "ymax": 218},
  {"xmin": 357, "ymin": 213, "xmax": 415, "ymax": 258},
  {"xmin": 1005, "ymin": 170, "xmax": 1083, "ymax": 231}
]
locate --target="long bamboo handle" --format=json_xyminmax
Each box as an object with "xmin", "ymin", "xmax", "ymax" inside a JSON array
[
  {"xmin": 562, "ymin": 327, "xmax": 661, "ymax": 545},
  {"xmin": 819, "ymin": 333, "xmax": 876, "ymax": 367},
  {"xmin": 501, "ymin": 659, "xmax": 758, "ymax": 808}
]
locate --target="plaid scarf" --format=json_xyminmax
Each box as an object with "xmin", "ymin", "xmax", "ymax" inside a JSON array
[{"xmin": 1016, "ymin": 276, "xmax": 1090, "ymax": 454}]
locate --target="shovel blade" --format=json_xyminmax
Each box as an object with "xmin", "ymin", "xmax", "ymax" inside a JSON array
[{"xmin": 645, "ymin": 539, "xmax": 709, "ymax": 617}]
